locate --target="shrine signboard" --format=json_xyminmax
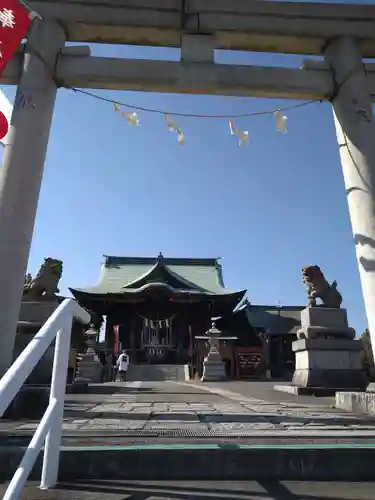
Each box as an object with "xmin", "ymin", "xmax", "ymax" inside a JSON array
[{"xmin": 235, "ymin": 346, "xmax": 264, "ymax": 379}]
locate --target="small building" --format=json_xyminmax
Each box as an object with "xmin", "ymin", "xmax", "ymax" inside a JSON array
[{"xmin": 246, "ymin": 305, "xmax": 304, "ymax": 379}]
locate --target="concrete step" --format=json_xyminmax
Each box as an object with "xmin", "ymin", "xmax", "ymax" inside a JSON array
[
  {"xmin": 1, "ymin": 444, "xmax": 375, "ymax": 481},
  {"xmin": 2, "ymin": 480, "xmax": 375, "ymax": 500},
  {"xmin": 127, "ymin": 364, "xmax": 187, "ymax": 381},
  {"xmin": 1, "ymin": 480, "xmax": 375, "ymax": 500}
]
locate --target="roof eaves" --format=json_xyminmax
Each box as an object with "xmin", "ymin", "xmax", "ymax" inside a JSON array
[
  {"xmin": 234, "ymin": 297, "xmax": 251, "ymax": 312},
  {"xmin": 122, "ymin": 283, "xmax": 212, "ymax": 294},
  {"xmin": 249, "ymin": 304, "xmax": 305, "ymax": 311}
]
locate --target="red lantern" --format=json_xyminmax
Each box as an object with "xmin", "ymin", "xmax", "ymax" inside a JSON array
[{"xmin": 0, "ymin": 111, "xmax": 8, "ymax": 140}]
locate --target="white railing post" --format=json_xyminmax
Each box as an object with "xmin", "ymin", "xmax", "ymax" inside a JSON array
[
  {"xmin": 0, "ymin": 299, "xmax": 90, "ymax": 497},
  {"xmin": 40, "ymin": 315, "xmax": 74, "ymax": 489},
  {"xmin": 0, "ymin": 301, "xmax": 74, "ymax": 418},
  {"xmin": 2, "ymin": 399, "xmax": 58, "ymax": 500}
]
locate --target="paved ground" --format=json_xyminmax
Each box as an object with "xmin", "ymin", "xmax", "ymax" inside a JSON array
[
  {"xmin": 3, "ymin": 383, "xmax": 375, "ymax": 496},
  {"xmin": 2, "ymin": 380, "xmax": 375, "ymax": 442},
  {"xmin": 206, "ymin": 381, "xmax": 336, "ymax": 406},
  {"xmin": 1, "ymin": 480, "xmax": 375, "ymax": 499}
]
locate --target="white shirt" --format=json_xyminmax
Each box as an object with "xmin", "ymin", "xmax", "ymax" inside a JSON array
[{"xmin": 117, "ymin": 353, "xmax": 129, "ymax": 371}]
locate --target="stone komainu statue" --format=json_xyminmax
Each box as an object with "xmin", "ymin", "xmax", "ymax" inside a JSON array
[
  {"xmin": 24, "ymin": 273, "xmax": 32, "ymax": 288},
  {"xmin": 302, "ymin": 265, "xmax": 342, "ymax": 309},
  {"xmin": 23, "ymin": 257, "xmax": 63, "ymax": 299}
]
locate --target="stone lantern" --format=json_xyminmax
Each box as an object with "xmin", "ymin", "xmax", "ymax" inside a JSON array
[
  {"xmin": 74, "ymin": 324, "xmax": 102, "ymax": 383},
  {"xmin": 83, "ymin": 324, "xmax": 98, "ymax": 352},
  {"xmin": 201, "ymin": 321, "xmax": 226, "ymax": 382}
]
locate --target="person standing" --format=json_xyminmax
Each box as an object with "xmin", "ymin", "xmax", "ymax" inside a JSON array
[
  {"xmin": 116, "ymin": 350, "xmax": 129, "ymax": 382},
  {"xmin": 105, "ymin": 352, "xmax": 113, "ymax": 381},
  {"xmin": 67, "ymin": 349, "xmax": 77, "ymax": 384},
  {"xmin": 111, "ymin": 352, "xmax": 118, "ymax": 381},
  {"xmin": 98, "ymin": 350, "xmax": 107, "ymax": 382}
]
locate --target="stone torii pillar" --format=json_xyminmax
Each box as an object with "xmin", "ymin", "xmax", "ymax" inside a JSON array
[
  {"xmin": 0, "ymin": 20, "xmax": 65, "ymax": 377},
  {"xmin": 325, "ymin": 37, "xmax": 375, "ymax": 359}
]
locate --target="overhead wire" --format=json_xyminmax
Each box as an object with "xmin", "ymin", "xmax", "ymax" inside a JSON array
[{"xmin": 70, "ymin": 88, "xmax": 319, "ymax": 119}]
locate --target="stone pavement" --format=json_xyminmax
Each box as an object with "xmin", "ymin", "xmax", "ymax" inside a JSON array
[
  {"xmin": 1, "ymin": 480, "xmax": 375, "ymax": 500},
  {"xmin": 2, "ymin": 380, "xmax": 375, "ymax": 440}
]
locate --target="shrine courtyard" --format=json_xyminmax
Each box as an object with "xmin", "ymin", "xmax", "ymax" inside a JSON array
[
  {"xmin": 2, "ymin": 380, "xmax": 370, "ymax": 445},
  {"xmin": 2, "ymin": 380, "xmax": 375, "ymax": 485}
]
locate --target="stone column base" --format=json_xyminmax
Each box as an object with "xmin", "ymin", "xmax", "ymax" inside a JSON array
[
  {"xmin": 297, "ymin": 307, "xmax": 355, "ymax": 340},
  {"xmin": 14, "ymin": 333, "xmax": 55, "ymax": 385},
  {"xmin": 13, "ymin": 300, "xmax": 60, "ymax": 385},
  {"xmin": 201, "ymin": 351, "xmax": 226, "ymax": 382},
  {"xmin": 2, "ymin": 386, "xmax": 50, "ymax": 420},
  {"xmin": 335, "ymin": 390, "xmax": 375, "ymax": 415},
  {"xmin": 292, "ymin": 338, "xmax": 367, "ymax": 390},
  {"xmin": 75, "ymin": 360, "xmax": 102, "ymax": 383}
]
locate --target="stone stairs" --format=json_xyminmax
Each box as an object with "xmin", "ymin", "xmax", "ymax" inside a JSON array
[
  {"xmin": 3, "ymin": 382, "xmax": 375, "ymax": 484},
  {"xmin": 2, "ymin": 444, "xmax": 375, "ymax": 482},
  {"xmin": 126, "ymin": 364, "xmax": 187, "ymax": 381},
  {"xmin": 3, "ymin": 481, "xmax": 374, "ymax": 499}
]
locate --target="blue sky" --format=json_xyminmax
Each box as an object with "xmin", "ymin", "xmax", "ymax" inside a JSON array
[{"xmin": 1, "ymin": 7, "xmax": 373, "ymax": 335}]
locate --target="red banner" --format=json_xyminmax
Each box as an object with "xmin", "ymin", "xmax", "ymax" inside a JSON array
[
  {"xmin": 0, "ymin": 0, "xmax": 32, "ymax": 76},
  {"xmin": 113, "ymin": 325, "xmax": 119, "ymax": 356}
]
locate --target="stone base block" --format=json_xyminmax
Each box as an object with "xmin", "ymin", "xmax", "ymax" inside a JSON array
[
  {"xmin": 2, "ymin": 386, "xmax": 49, "ymax": 420},
  {"xmin": 2, "ymin": 382, "xmax": 89, "ymax": 419},
  {"xmin": 302, "ymin": 307, "xmax": 349, "ymax": 328},
  {"xmin": 201, "ymin": 360, "xmax": 226, "ymax": 382},
  {"xmin": 75, "ymin": 360, "xmax": 102, "ymax": 383},
  {"xmin": 292, "ymin": 368, "xmax": 367, "ymax": 390},
  {"xmin": 297, "ymin": 307, "xmax": 355, "ymax": 340},
  {"xmin": 66, "ymin": 381, "xmax": 89, "ymax": 394},
  {"xmin": 335, "ymin": 391, "xmax": 375, "ymax": 416},
  {"xmin": 184, "ymin": 364, "xmax": 190, "ymax": 381},
  {"xmin": 18, "ymin": 300, "xmax": 59, "ymax": 324},
  {"xmin": 292, "ymin": 338, "xmax": 367, "ymax": 391},
  {"xmin": 13, "ymin": 300, "xmax": 60, "ymax": 385},
  {"xmin": 292, "ymin": 338, "xmax": 361, "ymax": 352},
  {"xmin": 13, "ymin": 333, "xmax": 55, "ymax": 385}
]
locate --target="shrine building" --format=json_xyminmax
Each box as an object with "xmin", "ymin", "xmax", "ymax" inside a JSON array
[{"xmin": 70, "ymin": 253, "xmax": 302, "ymax": 379}]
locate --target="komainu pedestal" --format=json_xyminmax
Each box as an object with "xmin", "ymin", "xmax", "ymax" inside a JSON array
[
  {"xmin": 292, "ymin": 307, "xmax": 367, "ymax": 391},
  {"xmin": 296, "ymin": 307, "xmax": 355, "ymax": 341},
  {"xmin": 14, "ymin": 300, "xmax": 60, "ymax": 384},
  {"xmin": 275, "ymin": 266, "xmax": 367, "ymax": 396}
]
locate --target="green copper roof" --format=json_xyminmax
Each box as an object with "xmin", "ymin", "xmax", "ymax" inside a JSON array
[
  {"xmin": 71, "ymin": 255, "xmax": 241, "ymax": 296},
  {"xmin": 247, "ymin": 305, "xmax": 304, "ymax": 335}
]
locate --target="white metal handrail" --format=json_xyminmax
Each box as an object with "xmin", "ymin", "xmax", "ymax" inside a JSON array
[{"xmin": 0, "ymin": 298, "xmax": 90, "ymax": 500}]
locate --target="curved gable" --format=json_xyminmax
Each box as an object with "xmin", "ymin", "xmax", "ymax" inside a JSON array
[{"xmin": 123, "ymin": 260, "xmax": 209, "ymax": 292}]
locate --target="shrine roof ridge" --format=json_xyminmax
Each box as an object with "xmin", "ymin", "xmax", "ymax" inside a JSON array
[{"xmin": 103, "ymin": 255, "xmax": 221, "ymax": 268}]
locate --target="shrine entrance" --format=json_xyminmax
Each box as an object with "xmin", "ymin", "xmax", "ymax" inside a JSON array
[
  {"xmin": 140, "ymin": 317, "xmax": 175, "ymax": 363},
  {"xmin": 1, "ymin": 1, "xmax": 375, "ymax": 376}
]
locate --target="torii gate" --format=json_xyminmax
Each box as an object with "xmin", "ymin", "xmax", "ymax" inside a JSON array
[{"xmin": 0, "ymin": 0, "xmax": 375, "ymax": 376}]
